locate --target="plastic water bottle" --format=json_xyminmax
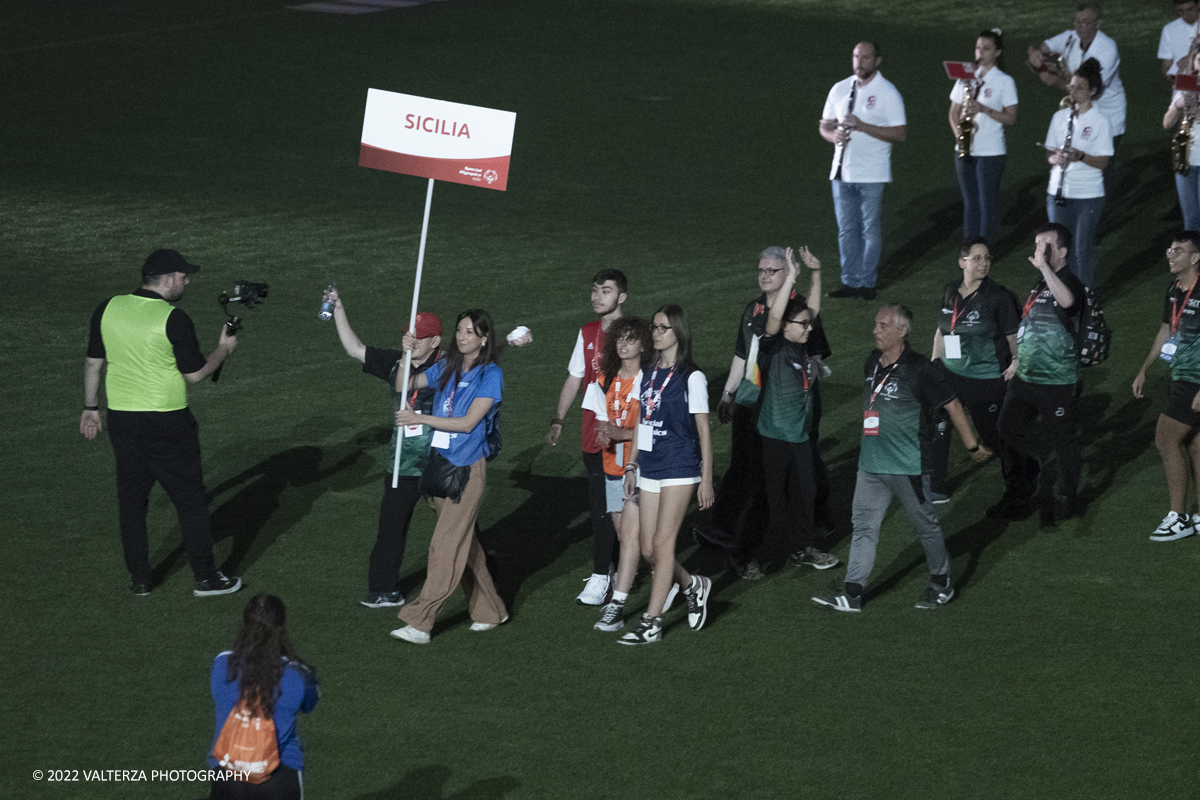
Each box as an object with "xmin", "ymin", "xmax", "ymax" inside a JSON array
[{"xmin": 318, "ymin": 285, "xmax": 336, "ymax": 321}]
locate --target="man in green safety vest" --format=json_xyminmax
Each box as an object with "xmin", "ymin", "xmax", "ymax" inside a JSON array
[{"xmin": 81, "ymin": 249, "xmax": 241, "ymax": 597}]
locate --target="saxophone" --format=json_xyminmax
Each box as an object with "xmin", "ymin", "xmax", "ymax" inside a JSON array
[
  {"xmin": 1173, "ymin": 111, "xmax": 1194, "ymax": 177},
  {"xmin": 957, "ymin": 78, "xmax": 983, "ymax": 160}
]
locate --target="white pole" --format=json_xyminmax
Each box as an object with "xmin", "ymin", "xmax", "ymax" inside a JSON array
[{"xmin": 393, "ymin": 177, "xmax": 436, "ymax": 488}]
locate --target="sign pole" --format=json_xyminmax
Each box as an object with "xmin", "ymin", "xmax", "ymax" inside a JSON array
[{"xmin": 393, "ymin": 177, "xmax": 436, "ymax": 488}]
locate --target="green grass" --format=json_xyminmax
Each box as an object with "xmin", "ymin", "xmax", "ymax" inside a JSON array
[{"xmin": 2, "ymin": 0, "xmax": 1198, "ymax": 798}]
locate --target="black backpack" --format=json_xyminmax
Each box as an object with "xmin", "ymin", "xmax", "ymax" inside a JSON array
[{"xmin": 1076, "ymin": 286, "xmax": 1111, "ymax": 367}]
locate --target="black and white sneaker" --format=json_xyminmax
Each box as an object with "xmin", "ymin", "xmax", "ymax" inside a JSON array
[
  {"xmin": 193, "ymin": 571, "xmax": 242, "ymax": 597},
  {"xmin": 811, "ymin": 590, "xmax": 862, "ymax": 613},
  {"xmin": 594, "ymin": 601, "xmax": 625, "ymax": 632},
  {"xmin": 130, "ymin": 581, "xmax": 151, "ymax": 597},
  {"xmin": 617, "ymin": 614, "xmax": 662, "ymax": 645},
  {"xmin": 914, "ymin": 584, "xmax": 955, "ymax": 609},
  {"xmin": 684, "ymin": 575, "xmax": 712, "ymax": 631},
  {"xmin": 361, "ymin": 591, "xmax": 406, "ymax": 608},
  {"xmin": 1150, "ymin": 511, "xmax": 1195, "ymax": 542}
]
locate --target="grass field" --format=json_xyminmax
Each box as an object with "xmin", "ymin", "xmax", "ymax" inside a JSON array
[{"xmin": 3, "ymin": 0, "xmax": 1198, "ymax": 798}]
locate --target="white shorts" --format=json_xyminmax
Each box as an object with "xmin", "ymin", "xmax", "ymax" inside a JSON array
[{"xmin": 637, "ymin": 475, "xmax": 700, "ymax": 493}]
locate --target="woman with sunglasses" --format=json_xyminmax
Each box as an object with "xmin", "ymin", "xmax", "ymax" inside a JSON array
[{"xmin": 616, "ymin": 305, "xmax": 713, "ymax": 645}]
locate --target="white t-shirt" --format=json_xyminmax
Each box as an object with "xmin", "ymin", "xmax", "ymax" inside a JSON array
[
  {"xmin": 1171, "ymin": 89, "xmax": 1200, "ymax": 167},
  {"xmin": 1044, "ymin": 29, "xmax": 1127, "ymax": 135},
  {"xmin": 822, "ymin": 72, "xmax": 906, "ymax": 183},
  {"xmin": 1045, "ymin": 105, "xmax": 1113, "ymax": 199},
  {"xmin": 566, "ymin": 329, "xmax": 587, "ymax": 378},
  {"xmin": 949, "ymin": 67, "xmax": 1018, "ymax": 156},
  {"xmin": 1160, "ymin": 17, "xmax": 1200, "ymax": 76}
]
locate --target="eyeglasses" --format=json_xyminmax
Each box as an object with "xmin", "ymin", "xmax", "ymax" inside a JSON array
[
  {"xmin": 757, "ymin": 267, "xmax": 784, "ymax": 276},
  {"xmin": 616, "ymin": 334, "xmax": 640, "ymax": 344},
  {"xmin": 1167, "ymin": 246, "xmax": 1197, "ymax": 256},
  {"xmin": 784, "ymin": 319, "xmax": 813, "ymax": 328},
  {"xmin": 650, "ymin": 324, "xmax": 672, "ymax": 333},
  {"xmin": 961, "ymin": 254, "xmax": 991, "ymax": 263}
]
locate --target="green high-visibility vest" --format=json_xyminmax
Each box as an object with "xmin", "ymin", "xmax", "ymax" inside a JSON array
[{"xmin": 100, "ymin": 294, "xmax": 188, "ymax": 411}]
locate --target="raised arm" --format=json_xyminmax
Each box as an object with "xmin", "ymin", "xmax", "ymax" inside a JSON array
[
  {"xmin": 764, "ymin": 255, "xmax": 801, "ymax": 337},
  {"xmin": 796, "ymin": 246, "xmax": 822, "ymax": 316},
  {"xmin": 330, "ymin": 289, "xmax": 366, "ymax": 363}
]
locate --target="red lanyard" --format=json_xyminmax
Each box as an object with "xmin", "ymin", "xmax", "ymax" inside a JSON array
[
  {"xmin": 642, "ymin": 364, "xmax": 675, "ymax": 421},
  {"xmin": 949, "ymin": 295, "xmax": 967, "ymax": 334},
  {"xmin": 1022, "ymin": 283, "xmax": 1047, "ymax": 319},
  {"xmin": 868, "ymin": 362, "xmax": 897, "ymax": 409},
  {"xmin": 1172, "ymin": 279, "xmax": 1198, "ymax": 334}
]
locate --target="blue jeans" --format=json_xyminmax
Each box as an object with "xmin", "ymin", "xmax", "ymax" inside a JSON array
[
  {"xmin": 831, "ymin": 180, "xmax": 885, "ymax": 288},
  {"xmin": 1176, "ymin": 169, "xmax": 1200, "ymax": 232},
  {"xmin": 1046, "ymin": 195, "xmax": 1104, "ymax": 288},
  {"xmin": 955, "ymin": 154, "xmax": 1005, "ymax": 244}
]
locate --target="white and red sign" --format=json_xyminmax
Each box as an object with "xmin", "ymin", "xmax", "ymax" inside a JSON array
[
  {"xmin": 359, "ymin": 89, "xmax": 516, "ymax": 191},
  {"xmin": 943, "ymin": 61, "xmax": 976, "ymax": 81}
]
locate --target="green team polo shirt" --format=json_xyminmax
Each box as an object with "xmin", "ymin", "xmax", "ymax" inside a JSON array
[
  {"xmin": 1015, "ymin": 269, "xmax": 1085, "ymax": 386},
  {"xmin": 859, "ymin": 346, "xmax": 955, "ymax": 476},
  {"xmin": 101, "ymin": 294, "xmax": 188, "ymax": 411},
  {"xmin": 731, "ymin": 292, "xmax": 832, "ymax": 408},
  {"xmin": 937, "ymin": 277, "xmax": 1020, "ymax": 380},
  {"xmin": 1163, "ymin": 278, "xmax": 1200, "ymax": 383},
  {"xmin": 755, "ymin": 333, "xmax": 814, "ymax": 443}
]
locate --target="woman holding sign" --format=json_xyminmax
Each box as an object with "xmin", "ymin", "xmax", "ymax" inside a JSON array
[
  {"xmin": 389, "ymin": 309, "xmax": 508, "ymax": 645},
  {"xmin": 616, "ymin": 305, "xmax": 713, "ymax": 646},
  {"xmin": 1164, "ymin": 49, "xmax": 1200, "ymax": 231},
  {"xmin": 929, "ymin": 238, "xmax": 1015, "ymax": 498},
  {"xmin": 948, "ymin": 28, "xmax": 1018, "ymax": 244}
]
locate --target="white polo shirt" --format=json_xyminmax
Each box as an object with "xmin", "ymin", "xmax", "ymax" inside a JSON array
[
  {"xmin": 823, "ymin": 72, "xmax": 906, "ymax": 183},
  {"xmin": 949, "ymin": 67, "xmax": 1018, "ymax": 157},
  {"xmin": 1044, "ymin": 29, "xmax": 1127, "ymax": 136},
  {"xmin": 1045, "ymin": 105, "xmax": 1113, "ymax": 199},
  {"xmin": 1159, "ymin": 17, "xmax": 1200, "ymax": 76}
]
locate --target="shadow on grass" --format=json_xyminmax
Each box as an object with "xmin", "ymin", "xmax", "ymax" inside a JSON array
[
  {"xmin": 352, "ymin": 765, "xmax": 520, "ymax": 800},
  {"xmin": 145, "ymin": 427, "xmax": 390, "ymax": 585},
  {"xmin": 476, "ymin": 444, "xmax": 594, "ymax": 612}
]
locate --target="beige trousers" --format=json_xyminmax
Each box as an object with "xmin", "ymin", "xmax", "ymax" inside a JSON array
[{"xmin": 398, "ymin": 458, "xmax": 507, "ymax": 633}]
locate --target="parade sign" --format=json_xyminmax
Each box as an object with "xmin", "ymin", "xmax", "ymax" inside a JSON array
[
  {"xmin": 359, "ymin": 89, "xmax": 517, "ymax": 191},
  {"xmin": 1175, "ymin": 73, "xmax": 1200, "ymax": 93},
  {"xmin": 943, "ymin": 61, "xmax": 976, "ymax": 81}
]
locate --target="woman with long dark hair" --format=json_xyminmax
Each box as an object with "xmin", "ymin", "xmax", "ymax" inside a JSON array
[
  {"xmin": 1044, "ymin": 56, "xmax": 1113, "ymax": 286},
  {"xmin": 208, "ymin": 594, "xmax": 318, "ymax": 800},
  {"xmin": 617, "ymin": 305, "xmax": 714, "ymax": 645},
  {"xmin": 390, "ymin": 309, "xmax": 508, "ymax": 644},
  {"xmin": 948, "ymin": 28, "xmax": 1018, "ymax": 243}
]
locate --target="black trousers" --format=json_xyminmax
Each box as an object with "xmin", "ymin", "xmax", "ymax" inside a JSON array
[
  {"xmin": 583, "ymin": 450, "xmax": 618, "ymax": 573},
  {"xmin": 108, "ymin": 409, "xmax": 217, "ymax": 585},
  {"xmin": 210, "ymin": 766, "xmax": 301, "ymax": 800},
  {"xmin": 996, "ymin": 376, "xmax": 1081, "ymax": 501},
  {"xmin": 707, "ymin": 402, "xmax": 769, "ymax": 556},
  {"xmin": 369, "ymin": 474, "xmax": 423, "ymax": 594},
  {"xmin": 930, "ymin": 371, "xmax": 1008, "ymax": 495},
  {"xmin": 761, "ymin": 437, "xmax": 818, "ymax": 554}
]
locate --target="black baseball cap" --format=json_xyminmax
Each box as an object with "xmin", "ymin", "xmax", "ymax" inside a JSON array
[{"xmin": 142, "ymin": 249, "xmax": 201, "ymax": 278}]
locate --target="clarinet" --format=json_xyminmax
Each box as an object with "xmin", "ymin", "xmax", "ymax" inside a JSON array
[
  {"xmin": 833, "ymin": 81, "xmax": 858, "ymax": 181},
  {"xmin": 1054, "ymin": 103, "xmax": 1076, "ymax": 207}
]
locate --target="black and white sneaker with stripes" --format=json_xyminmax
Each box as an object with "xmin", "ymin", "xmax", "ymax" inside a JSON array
[
  {"xmin": 811, "ymin": 589, "xmax": 862, "ymax": 613},
  {"xmin": 1150, "ymin": 511, "xmax": 1195, "ymax": 542}
]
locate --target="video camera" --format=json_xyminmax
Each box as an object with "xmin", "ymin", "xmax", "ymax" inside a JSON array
[{"xmin": 212, "ymin": 280, "xmax": 268, "ymax": 382}]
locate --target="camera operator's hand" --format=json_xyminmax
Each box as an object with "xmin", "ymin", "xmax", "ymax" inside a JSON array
[{"xmin": 218, "ymin": 324, "xmax": 238, "ymax": 353}]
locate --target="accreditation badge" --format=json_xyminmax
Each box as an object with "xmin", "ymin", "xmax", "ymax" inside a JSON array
[
  {"xmin": 637, "ymin": 422, "xmax": 654, "ymax": 452},
  {"xmin": 431, "ymin": 430, "xmax": 451, "ymax": 449},
  {"xmin": 1161, "ymin": 334, "xmax": 1179, "ymax": 363},
  {"xmin": 404, "ymin": 410, "xmax": 424, "ymax": 437},
  {"xmin": 863, "ymin": 409, "xmax": 880, "ymax": 436},
  {"xmin": 943, "ymin": 334, "xmax": 962, "ymax": 359}
]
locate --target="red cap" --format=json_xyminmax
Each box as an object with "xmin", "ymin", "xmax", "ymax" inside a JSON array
[{"xmin": 405, "ymin": 312, "xmax": 442, "ymax": 340}]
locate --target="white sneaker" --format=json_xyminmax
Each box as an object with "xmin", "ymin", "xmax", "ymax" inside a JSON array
[
  {"xmin": 1150, "ymin": 511, "xmax": 1195, "ymax": 542},
  {"xmin": 389, "ymin": 625, "xmax": 431, "ymax": 644},
  {"xmin": 469, "ymin": 615, "xmax": 509, "ymax": 632},
  {"xmin": 576, "ymin": 572, "xmax": 611, "ymax": 605}
]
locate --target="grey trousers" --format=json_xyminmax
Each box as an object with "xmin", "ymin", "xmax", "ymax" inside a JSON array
[{"xmin": 846, "ymin": 470, "xmax": 950, "ymax": 589}]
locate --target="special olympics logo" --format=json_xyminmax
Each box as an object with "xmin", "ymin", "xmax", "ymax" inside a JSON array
[{"xmin": 484, "ymin": 169, "xmax": 498, "ymax": 184}]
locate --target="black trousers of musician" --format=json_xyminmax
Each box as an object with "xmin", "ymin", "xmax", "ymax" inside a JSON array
[
  {"xmin": 761, "ymin": 436, "xmax": 819, "ymax": 555},
  {"xmin": 930, "ymin": 371, "xmax": 1009, "ymax": 495},
  {"xmin": 370, "ymin": 473, "xmax": 423, "ymax": 595},
  {"xmin": 108, "ymin": 409, "xmax": 220, "ymax": 586},
  {"xmin": 996, "ymin": 377, "xmax": 1081, "ymax": 502},
  {"xmin": 583, "ymin": 450, "xmax": 619, "ymax": 574}
]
